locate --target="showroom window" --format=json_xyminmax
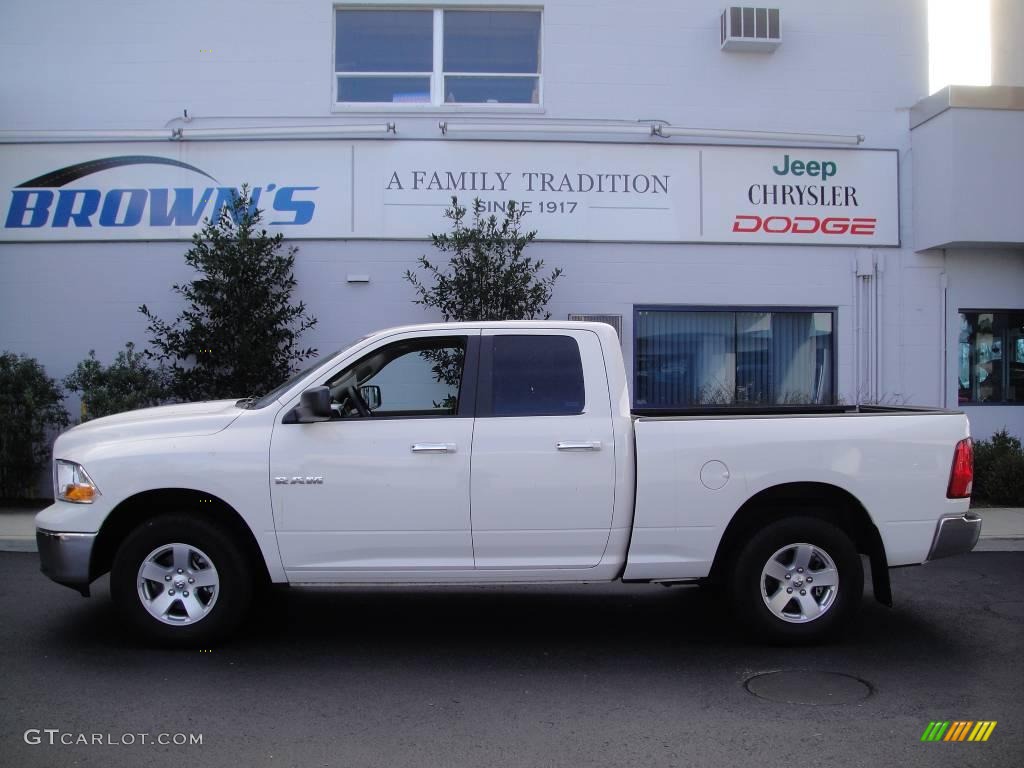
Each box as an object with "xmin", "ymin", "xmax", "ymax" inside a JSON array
[
  {"xmin": 634, "ymin": 308, "xmax": 836, "ymax": 409},
  {"xmin": 958, "ymin": 310, "xmax": 1024, "ymax": 404},
  {"xmin": 334, "ymin": 8, "xmax": 542, "ymax": 106}
]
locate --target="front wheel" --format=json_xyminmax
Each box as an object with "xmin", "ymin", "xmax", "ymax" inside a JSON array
[
  {"xmin": 731, "ymin": 516, "xmax": 863, "ymax": 644},
  {"xmin": 111, "ymin": 515, "xmax": 253, "ymax": 646}
]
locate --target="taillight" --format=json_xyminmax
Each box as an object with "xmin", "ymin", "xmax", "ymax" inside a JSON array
[{"xmin": 947, "ymin": 438, "xmax": 973, "ymax": 499}]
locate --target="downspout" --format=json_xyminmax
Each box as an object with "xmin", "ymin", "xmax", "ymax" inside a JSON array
[
  {"xmin": 875, "ymin": 253, "xmax": 883, "ymax": 402},
  {"xmin": 855, "ymin": 249, "xmax": 877, "ymax": 403},
  {"xmin": 940, "ymin": 249, "xmax": 949, "ymax": 408},
  {"xmin": 852, "ymin": 254, "xmax": 861, "ymax": 404}
]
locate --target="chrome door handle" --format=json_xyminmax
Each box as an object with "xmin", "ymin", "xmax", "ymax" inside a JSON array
[
  {"xmin": 557, "ymin": 441, "xmax": 602, "ymax": 451},
  {"xmin": 411, "ymin": 443, "xmax": 456, "ymax": 454}
]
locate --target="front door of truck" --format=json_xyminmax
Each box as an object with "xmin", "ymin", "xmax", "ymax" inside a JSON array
[
  {"xmin": 269, "ymin": 330, "xmax": 479, "ymax": 579},
  {"xmin": 470, "ymin": 329, "xmax": 616, "ymax": 569}
]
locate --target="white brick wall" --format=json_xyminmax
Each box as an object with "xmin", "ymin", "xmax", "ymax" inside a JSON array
[
  {"xmin": 1, "ymin": 0, "xmax": 1021, "ymax": 438},
  {"xmin": 0, "ymin": 0, "xmax": 928, "ymax": 138}
]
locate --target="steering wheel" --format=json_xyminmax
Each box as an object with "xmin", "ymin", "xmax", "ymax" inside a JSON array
[{"xmin": 345, "ymin": 385, "xmax": 371, "ymax": 417}]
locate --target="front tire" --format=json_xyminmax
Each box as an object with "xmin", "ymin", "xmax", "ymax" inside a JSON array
[
  {"xmin": 111, "ymin": 515, "xmax": 253, "ymax": 646},
  {"xmin": 731, "ymin": 515, "xmax": 863, "ymax": 644}
]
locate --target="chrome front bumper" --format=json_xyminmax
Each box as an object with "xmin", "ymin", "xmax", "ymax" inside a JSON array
[
  {"xmin": 927, "ymin": 512, "xmax": 982, "ymax": 561},
  {"xmin": 37, "ymin": 529, "xmax": 96, "ymax": 596}
]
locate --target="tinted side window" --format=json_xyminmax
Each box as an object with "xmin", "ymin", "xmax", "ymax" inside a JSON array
[{"xmin": 490, "ymin": 335, "xmax": 585, "ymax": 416}]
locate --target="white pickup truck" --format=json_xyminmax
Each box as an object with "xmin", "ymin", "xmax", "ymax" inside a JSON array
[{"xmin": 37, "ymin": 321, "xmax": 981, "ymax": 645}]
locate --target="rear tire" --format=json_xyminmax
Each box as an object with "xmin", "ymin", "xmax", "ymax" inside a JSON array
[
  {"xmin": 111, "ymin": 515, "xmax": 253, "ymax": 647},
  {"xmin": 730, "ymin": 515, "xmax": 863, "ymax": 644}
]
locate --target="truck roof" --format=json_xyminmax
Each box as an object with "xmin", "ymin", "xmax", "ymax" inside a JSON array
[{"xmin": 368, "ymin": 320, "xmax": 618, "ymax": 334}]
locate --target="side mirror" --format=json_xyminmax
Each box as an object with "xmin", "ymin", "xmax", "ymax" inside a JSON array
[
  {"xmin": 286, "ymin": 386, "xmax": 332, "ymax": 423},
  {"xmin": 359, "ymin": 385, "xmax": 382, "ymax": 410}
]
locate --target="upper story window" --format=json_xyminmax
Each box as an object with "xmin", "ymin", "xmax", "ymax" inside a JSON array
[{"xmin": 334, "ymin": 7, "xmax": 542, "ymax": 106}]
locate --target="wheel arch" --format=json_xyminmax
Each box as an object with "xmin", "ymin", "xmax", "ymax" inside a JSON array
[
  {"xmin": 709, "ymin": 481, "xmax": 891, "ymax": 605},
  {"xmin": 91, "ymin": 488, "xmax": 271, "ymax": 587}
]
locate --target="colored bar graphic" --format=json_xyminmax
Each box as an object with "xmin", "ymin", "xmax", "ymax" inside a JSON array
[
  {"xmin": 922, "ymin": 720, "xmax": 996, "ymax": 742},
  {"xmin": 921, "ymin": 721, "xmax": 950, "ymax": 741},
  {"xmin": 975, "ymin": 722, "xmax": 997, "ymax": 742},
  {"xmin": 945, "ymin": 721, "xmax": 969, "ymax": 741}
]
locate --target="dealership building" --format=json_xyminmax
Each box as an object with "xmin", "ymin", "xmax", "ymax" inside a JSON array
[{"xmin": 1, "ymin": 0, "xmax": 1022, "ymax": 437}]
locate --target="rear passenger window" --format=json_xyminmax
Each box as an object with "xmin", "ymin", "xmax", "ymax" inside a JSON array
[{"xmin": 490, "ymin": 335, "xmax": 585, "ymax": 416}]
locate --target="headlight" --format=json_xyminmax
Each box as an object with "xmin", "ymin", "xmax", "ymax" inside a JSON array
[{"xmin": 55, "ymin": 460, "xmax": 100, "ymax": 504}]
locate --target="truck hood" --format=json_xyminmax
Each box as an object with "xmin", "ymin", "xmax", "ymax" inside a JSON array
[{"xmin": 55, "ymin": 400, "xmax": 244, "ymax": 456}]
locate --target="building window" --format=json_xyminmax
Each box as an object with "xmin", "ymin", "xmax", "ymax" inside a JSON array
[
  {"xmin": 958, "ymin": 311, "xmax": 1024, "ymax": 405},
  {"xmin": 334, "ymin": 8, "xmax": 542, "ymax": 106},
  {"xmin": 634, "ymin": 308, "xmax": 835, "ymax": 409}
]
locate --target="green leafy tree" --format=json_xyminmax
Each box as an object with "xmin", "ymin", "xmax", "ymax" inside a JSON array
[
  {"xmin": 404, "ymin": 197, "xmax": 562, "ymax": 322},
  {"xmin": 0, "ymin": 353, "xmax": 69, "ymax": 498},
  {"xmin": 64, "ymin": 343, "xmax": 172, "ymax": 421},
  {"xmin": 404, "ymin": 197, "xmax": 563, "ymax": 397},
  {"xmin": 140, "ymin": 185, "xmax": 318, "ymax": 402}
]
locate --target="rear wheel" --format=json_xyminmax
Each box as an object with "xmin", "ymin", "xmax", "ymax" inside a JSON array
[
  {"xmin": 731, "ymin": 515, "xmax": 863, "ymax": 643},
  {"xmin": 111, "ymin": 515, "xmax": 253, "ymax": 646}
]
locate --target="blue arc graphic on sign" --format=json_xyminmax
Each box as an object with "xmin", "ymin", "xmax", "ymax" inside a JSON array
[{"xmin": 16, "ymin": 156, "xmax": 219, "ymax": 188}]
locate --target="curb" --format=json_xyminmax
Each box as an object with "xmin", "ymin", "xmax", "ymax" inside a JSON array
[
  {"xmin": 974, "ymin": 538, "xmax": 1024, "ymax": 552},
  {"xmin": 0, "ymin": 537, "xmax": 38, "ymax": 553}
]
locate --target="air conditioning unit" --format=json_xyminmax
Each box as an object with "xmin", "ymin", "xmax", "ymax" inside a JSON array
[
  {"xmin": 721, "ymin": 7, "xmax": 781, "ymax": 52},
  {"xmin": 569, "ymin": 313, "xmax": 623, "ymax": 340}
]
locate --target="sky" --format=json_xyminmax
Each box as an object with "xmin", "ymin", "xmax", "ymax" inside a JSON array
[{"xmin": 928, "ymin": 0, "xmax": 992, "ymax": 93}]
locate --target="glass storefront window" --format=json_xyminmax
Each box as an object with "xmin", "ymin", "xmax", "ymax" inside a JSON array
[
  {"xmin": 634, "ymin": 308, "xmax": 835, "ymax": 409},
  {"xmin": 959, "ymin": 310, "xmax": 1024, "ymax": 404}
]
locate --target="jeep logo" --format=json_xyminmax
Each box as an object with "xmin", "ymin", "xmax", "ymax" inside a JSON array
[
  {"xmin": 274, "ymin": 476, "xmax": 324, "ymax": 485},
  {"xmin": 772, "ymin": 154, "xmax": 837, "ymax": 182}
]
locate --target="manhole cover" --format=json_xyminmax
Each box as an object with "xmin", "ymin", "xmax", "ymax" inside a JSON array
[
  {"xmin": 745, "ymin": 670, "xmax": 872, "ymax": 705},
  {"xmin": 987, "ymin": 601, "xmax": 1024, "ymax": 621}
]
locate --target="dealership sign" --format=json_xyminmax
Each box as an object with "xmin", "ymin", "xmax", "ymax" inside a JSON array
[{"xmin": 0, "ymin": 141, "xmax": 898, "ymax": 245}]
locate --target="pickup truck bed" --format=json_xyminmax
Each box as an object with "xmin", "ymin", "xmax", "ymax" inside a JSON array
[{"xmin": 628, "ymin": 406, "xmax": 971, "ymax": 580}]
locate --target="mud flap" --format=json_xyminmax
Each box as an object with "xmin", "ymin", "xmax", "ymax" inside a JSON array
[{"xmin": 870, "ymin": 551, "xmax": 892, "ymax": 607}]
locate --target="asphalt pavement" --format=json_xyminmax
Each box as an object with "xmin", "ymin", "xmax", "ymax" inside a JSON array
[{"xmin": 0, "ymin": 549, "xmax": 1021, "ymax": 768}]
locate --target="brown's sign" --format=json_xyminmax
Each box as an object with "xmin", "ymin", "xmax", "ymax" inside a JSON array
[{"xmin": 1, "ymin": 141, "xmax": 898, "ymax": 246}]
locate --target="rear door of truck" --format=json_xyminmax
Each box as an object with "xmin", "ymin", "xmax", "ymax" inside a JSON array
[{"xmin": 470, "ymin": 328, "xmax": 616, "ymax": 568}]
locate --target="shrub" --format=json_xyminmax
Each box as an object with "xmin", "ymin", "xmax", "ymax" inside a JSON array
[
  {"xmin": 972, "ymin": 429, "xmax": 1024, "ymax": 506},
  {"xmin": 139, "ymin": 185, "xmax": 318, "ymax": 402},
  {"xmin": 404, "ymin": 196, "xmax": 562, "ymax": 322},
  {"xmin": 64, "ymin": 343, "xmax": 172, "ymax": 421},
  {"xmin": 0, "ymin": 353, "xmax": 69, "ymax": 498}
]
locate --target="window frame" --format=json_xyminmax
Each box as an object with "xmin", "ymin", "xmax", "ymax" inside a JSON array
[
  {"xmin": 331, "ymin": 4, "xmax": 545, "ymax": 112},
  {"xmin": 632, "ymin": 305, "xmax": 839, "ymax": 412},
  {"xmin": 957, "ymin": 308, "xmax": 1024, "ymax": 406}
]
